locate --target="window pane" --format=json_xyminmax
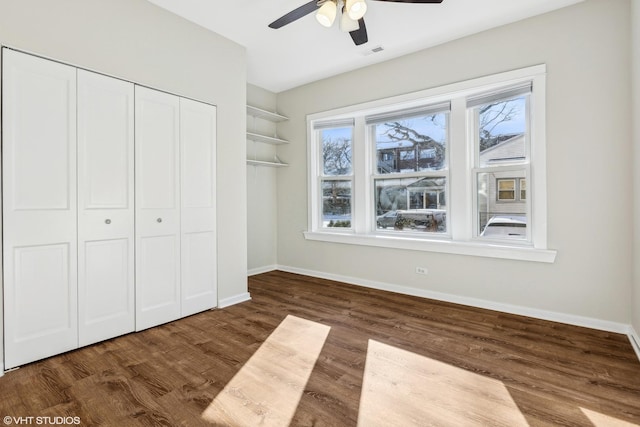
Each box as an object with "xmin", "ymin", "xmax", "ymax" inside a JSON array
[
  {"xmin": 322, "ymin": 180, "xmax": 352, "ymax": 228},
  {"xmin": 477, "ymin": 96, "xmax": 527, "ymax": 167},
  {"xmin": 520, "ymin": 178, "xmax": 527, "ymax": 200},
  {"xmin": 321, "ymin": 127, "xmax": 352, "ymax": 176},
  {"xmin": 375, "ymin": 177, "xmax": 446, "ymax": 233},
  {"xmin": 374, "ymin": 112, "xmax": 447, "ymax": 174},
  {"xmin": 477, "ymin": 171, "xmax": 527, "ymax": 239}
]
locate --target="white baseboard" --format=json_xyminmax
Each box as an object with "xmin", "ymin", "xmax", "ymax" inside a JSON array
[
  {"xmin": 275, "ymin": 265, "xmax": 630, "ymax": 335},
  {"xmin": 218, "ymin": 292, "xmax": 252, "ymax": 308},
  {"xmin": 248, "ymin": 265, "xmax": 278, "ymax": 276},
  {"xmin": 629, "ymin": 326, "xmax": 640, "ymax": 362}
]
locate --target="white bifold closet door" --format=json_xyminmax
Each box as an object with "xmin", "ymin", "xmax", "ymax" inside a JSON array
[
  {"xmin": 180, "ymin": 98, "xmax": 217, "ymax": 317},
  {"xmin": 2, "ymin": 50, "xmax": 78, "ymax": 369},
  {"xmin": 77, "ymin": 70, "xmax": 135, "ymax": 346},
  {"xmin": 2, "ymin": 50, "xmax": 218, "ymax": 367},
  {"xmin": 135, "ymin": 86, "xmax": 182, "ymax": 331},
  {"xmin": 135, "ymin": 89, "xmax": 218, "ymax": 330}
]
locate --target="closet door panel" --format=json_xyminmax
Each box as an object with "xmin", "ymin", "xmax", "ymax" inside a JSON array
[
  {"xmin": 180, "ymin": 99, "xmax": 217, "ymax": 316},
  {"xmin": 82, "ymin": 239, "xmax": 130, "ymax": 322},
  {"xmin": 138, "ymin": 235, "xmax": 179, "ymax": 317},
  {"xmin": 138, "ymin": 113, "xmax": 178, "ymax": 209},
  {"xmin": 10, "ymin": 244, "xmax": 74, "ymax": 362},
  {"xmin": 181, "ymin": 104, "xmax": 215, "ymax": 209},
  {"xmin": 182, "ymin": 231, "xmax": 216, "ymax": 312},
  {"xmin": 13, "ymin": 245, "xmax": 71, "ymax": 337},
  {"xmin": 2, "ymin": 49, "xmax": 78, "ymax": 369},
  {"xmin": 78, "ymin": 71, "xmax": 131, "ymax": 210},
  {"xmin": 135, "ymin": 86, "xmax": 181, "ymax": 331},
  {"xmin": 77, "ymin": 70, "xmax": 135, "ymax": 346}
]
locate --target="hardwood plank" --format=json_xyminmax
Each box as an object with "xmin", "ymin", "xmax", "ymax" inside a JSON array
[
  {"xmin": 202, "ymin": 315, "xmax": 331, "ymax": 426},
  {"xmin": 0, "ymin": 270, "xmax": 638, "ymax": 426}
]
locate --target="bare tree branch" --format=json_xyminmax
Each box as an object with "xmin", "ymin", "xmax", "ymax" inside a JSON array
[
  {"xmin": 381, "ymin": 118, "xmax": 445, "ymax": 169},
  {"xmin": 322, "ymin": 136, "xmax": 352, "ymax": 175},
  {"xmin": 478, "ymin": 100, "xmax": 521, "ymax": 150}
]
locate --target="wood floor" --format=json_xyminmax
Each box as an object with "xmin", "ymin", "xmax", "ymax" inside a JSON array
[{"xmin": 1, "ymin": 270, "xmax": 639, "ymax": 426}]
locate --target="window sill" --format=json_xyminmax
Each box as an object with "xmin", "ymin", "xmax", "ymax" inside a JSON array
[{"xmin": 303, "ymin": 231, "xmax": 557, "ymax": 263}]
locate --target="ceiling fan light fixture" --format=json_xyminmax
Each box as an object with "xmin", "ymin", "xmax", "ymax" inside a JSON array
[
  {"xmin": 340, "ymin": 6, "xmax": 359, "ymax": 32},
  {"xmin": 346, "ymin": 0, "xmax": 367, "ymax": 21},
  {"xmin": 316, "ymin": 0, "xmax": 337, "ymax": 28}
]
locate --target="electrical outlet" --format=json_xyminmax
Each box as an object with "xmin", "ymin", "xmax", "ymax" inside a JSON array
[{"xmin": 415, "ymin": 266, "xmax": 428, "ymax": 275}]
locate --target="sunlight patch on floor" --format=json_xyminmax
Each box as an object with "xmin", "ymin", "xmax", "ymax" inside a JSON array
[
  {"xmin": 202, "ymin": 315, "xmax": 330, "ymax": 427},
  {"xmin": 357, "ymin": 339, "xmax": 529, "ymax": 427},
  {"xmin": 581, "ymin": 407, "xmax": 639, "ymax": 427}
]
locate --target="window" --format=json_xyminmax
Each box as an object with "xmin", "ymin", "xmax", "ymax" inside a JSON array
[
  {"xmin": 368, "ymin": 103, "xmax": 449, "ymax": 234},
  {"xmin": 497, "ymin": 179, "xmax": 516, "ymax": 201},
  {"xmin": 470, "ymin": 84, "xmax": 530, "ymax": 241},
  {"xmin": 495, "ymin": 178, "xmax": 526, "ymax": 202},
  {"xmin": 306, "ymin": 65, "xmax": 554, "ymax": 262},
  {"xmin": 316, "ymin": 121, "xmax": 354, "ymax": 229}
]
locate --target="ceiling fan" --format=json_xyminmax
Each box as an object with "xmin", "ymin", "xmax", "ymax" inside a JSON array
[{"xmin": 268, "ymin": 0, "xmax": 444, "ymax": 46}]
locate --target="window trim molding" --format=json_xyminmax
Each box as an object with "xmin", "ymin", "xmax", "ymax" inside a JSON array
[
  {"xmin": 303, "ymin": 231, "xmax": 557, "ymax": 263},
  {"xmin": 306, "ymin": 64, "xmax": 554, "ymax": 263},
  {"xmin": 306, "ymin": 65, "xmax": 547, "ymax": 124}
]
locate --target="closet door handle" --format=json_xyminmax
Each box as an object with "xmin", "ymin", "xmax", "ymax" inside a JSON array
[
  {"xmin": 157, "ymin": 218, "xmax": 163, "ymax": 223},
  {"xmin": 105, "ymin": 219, "xmax": 111, "ymax": 224}
]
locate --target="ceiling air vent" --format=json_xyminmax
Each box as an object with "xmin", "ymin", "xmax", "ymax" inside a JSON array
[{"xmin": 363, "ymin": 46, "xmax": 384, "ymax": 56}]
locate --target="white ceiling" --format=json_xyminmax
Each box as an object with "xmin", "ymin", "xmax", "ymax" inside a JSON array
[{"xmin": 147, "ymin": 0, "xmax": 583, "ymax": 93}]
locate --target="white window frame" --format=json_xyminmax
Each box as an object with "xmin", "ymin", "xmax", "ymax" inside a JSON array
[
  {"xmin": 312, "ymin": 119, "xmax": 355, "ymax": 232},
  {"xmin": 469, "ymin": 85, "xmax": 532, "ymax": 243},
  {"xmin": 305, "ymin": 65, "xmax": 555, "ymax": 263}
]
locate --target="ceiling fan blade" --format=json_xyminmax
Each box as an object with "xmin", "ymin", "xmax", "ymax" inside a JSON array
[
  {"xmin": 269, "ymin": 0, "xmax": 320, "ymax": 29},
  {"xmin": 349, "ymin": 18, "xmax": 368, "ymax": 46},
  {"xmin": 372, "ymin": 0, "xmax": 443, "ymax": 3}
]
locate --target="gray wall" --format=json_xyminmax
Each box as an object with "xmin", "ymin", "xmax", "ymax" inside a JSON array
[
  {"xmin": 276, "ymin": 0, "xmax": 633, "ymax": 325},
  {"xmin": 247, "ymin": 84, "xmax": 279, "ymax": 273},
  {"xmin": 632, "ymin": 0, "xmax": 640, "ymax": 338},
  {"xmin": 0, "ymin": 0, "xmax": 248, "ymax": 370}
]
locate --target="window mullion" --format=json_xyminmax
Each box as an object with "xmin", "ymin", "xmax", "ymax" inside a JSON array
[
  {"xmin": 449, "ymin": 97, "xmax": 470, "ymax": 241},
  {"xmin": 353, "ymin": 116, "xmax": 368, "ymax": 233}
]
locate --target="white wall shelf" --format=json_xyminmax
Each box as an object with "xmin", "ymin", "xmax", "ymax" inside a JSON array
[
  {"xmin": 247, "ymin": 159, "xmax": 288, "ymax": 168},
  {"xmin": 246, "ymin": 105, "xmax": 288, "ymax": 122},
  {"xmin": 246, "ymin": 131, "xmax": 289, "ymax": 145},
  {"xmin": 246, "ymin": 104, "xmax": 289, "ymax": 167}
]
